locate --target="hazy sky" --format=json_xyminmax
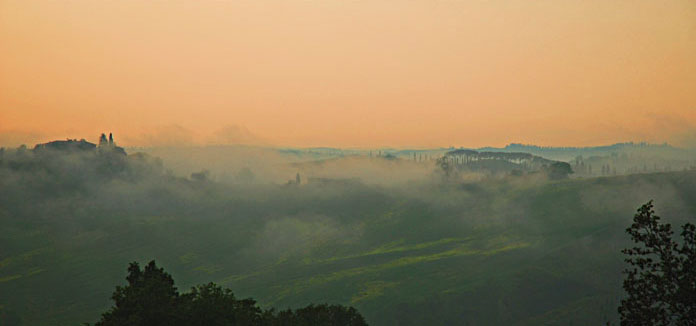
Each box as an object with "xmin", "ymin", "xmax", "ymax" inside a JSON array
[{"xmin": 1, "ymin": 0, "xmax": 695, "ymax": 148}]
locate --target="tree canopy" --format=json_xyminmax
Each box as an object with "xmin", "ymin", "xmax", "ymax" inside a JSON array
[
  {"xmin": 618, "ymin": 201, "xmax": 696, "ymax": 326},
  {"xmin": 93, "ymin": 261, "xmax": 368, "ymax": 326}
]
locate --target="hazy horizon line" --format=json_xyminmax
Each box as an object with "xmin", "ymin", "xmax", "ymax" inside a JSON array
[{"xmin": 5, "ymin": 137, "xmax": 688, "ymax": 151}]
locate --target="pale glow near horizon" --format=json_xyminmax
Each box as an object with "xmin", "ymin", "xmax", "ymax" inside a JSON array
[{"xmin": 1, "ymin": 0, "xmax": 695, "ymax": 148}]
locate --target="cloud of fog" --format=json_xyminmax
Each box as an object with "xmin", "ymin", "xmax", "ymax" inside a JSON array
[
  {"xmin": 120, "ymin": 124, "xmax": 268, "ymax": 148},
  {"xmin": 125, "ymin": 124, "xmax": 199, "ymax": 147},
  {"xmin": 3, "ymin": 139, "xmax": 696, "ymax": 326},
  {"xmin": 206, "ymin": 125, "xmax": 268, "ymax": 146},
  {"xmin": 644, "ymin": 112, "xmax": 696, "ymax": 148},
  {"xmin": 246, "ymin": 215, "xmax": 363, "ymax": 263}
]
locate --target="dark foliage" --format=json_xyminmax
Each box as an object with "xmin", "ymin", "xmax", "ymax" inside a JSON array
[
  {"xmin": 543, "ymin": 161, "xmax": 573, "ymax": 180},
  {"xmin": 93, "ymin": 261, "xmax": 368, "ymax": 326},
  {"xmin": 618, "ymin": 201, "xmax": 696, "ymax": 325},
  {"xmin": 274, "ymin": 305, "xmax": 368, "ymax": 326},
  {"xmin": 96, "ymin": 261, "xmax": 179, "ymax": 326},
  {"xmin": 0, "ymin": 307, "xmax": 22, "ymax": 326}
]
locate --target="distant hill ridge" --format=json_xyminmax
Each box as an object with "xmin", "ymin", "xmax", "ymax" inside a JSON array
[
  {"xmin": 442, "ymin": 148, "xmax": 570, "ymax": 176},
  {"xmin": 483, "ymin": 142, "xmax": 676, "ymax": 152},
  {"xmin": 33, "ymin": 132, "xmax": 126, "ymax": 156},
  {"xmin": 471, "ymin": 142, "xmax": 691, "ymax": 162}
]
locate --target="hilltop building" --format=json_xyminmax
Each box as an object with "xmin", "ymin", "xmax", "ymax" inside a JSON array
[
  {"xmin": 34, "ymin": 133, "xmax": 126, "ymax": 156},
  {"xmin": 33, "ymin": 138, "xmax": 96, "ymax": 152}
]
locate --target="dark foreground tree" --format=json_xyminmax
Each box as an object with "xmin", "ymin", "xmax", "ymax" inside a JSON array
[
  {"xmin": 96, "ymin": 261, "xmax": 180, "ymax": 326},
  {"xmin": 178, "ymin": 283, "xmax": 267, "ymax": 326},
  {"xmin": 275, "ymin": 304, "xmax": 367, "ymax": 326},
  {"xmin": 618, "ymin": 201, "xmax": 696, "ymax": 326},
  {"xmin": 93, "ymin": 261, "xmax": 368, "ymax": 326}
]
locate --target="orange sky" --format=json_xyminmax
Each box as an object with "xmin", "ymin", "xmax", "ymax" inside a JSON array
[{"xmin": 1, "ymin": 0, "xmax": 695, "ymax": 148}]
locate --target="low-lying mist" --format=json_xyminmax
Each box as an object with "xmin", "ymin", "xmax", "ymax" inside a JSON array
[
  {"xmin": 133, "ymin": 145, "xmax": 455, "ymax": 186},
  {"xmin": 1, "ymin": 141, "xmax": 695, "ymax": 325}
]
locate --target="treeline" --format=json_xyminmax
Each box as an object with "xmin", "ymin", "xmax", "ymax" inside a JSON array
[
  {"xmin": 90, "ymin": 261, "xmax": 368, "ymax": 326},
  {"xmin": 0, "ymin": 142, "xmax": 165, "ymax": 187}
]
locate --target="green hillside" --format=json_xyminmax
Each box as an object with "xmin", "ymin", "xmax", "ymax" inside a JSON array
[{"xmin": 1, "ymin": 149, "xmax": 695, "ymax": 325}]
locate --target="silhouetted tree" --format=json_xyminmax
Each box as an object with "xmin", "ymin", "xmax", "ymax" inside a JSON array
[
  {"xmin": 191, "ymin": 170, "xmax": 210, "ymax": 182},
  {"xmin": 618, "ymin": 201, "xmax": 696, "ymax": 325},
  {"xmin": 436, "ymin": 156, "xmax": 454, "ymax": 179},
  {"xmin": 544, "ymin": 162, "xmax": 573, "ymax": 180},
  {"xmin": 277, "ymin": 304, "xmax": 368, "ymax": 326},
  {"xmin": 92, "ymin": 261, "xmax": 368, "ymax": 326},
  {"xmin": 99, "ymin": 133, "xmax": 108, "ymax": 146},
  {"xmin": 96, "ymin": 261, "xmax": 179, "ymax": 326},
  {"xmin": 179, "ymin": 283, "xmax": 265, "ymax": 326}
]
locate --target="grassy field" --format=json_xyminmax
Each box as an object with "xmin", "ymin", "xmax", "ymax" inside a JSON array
[{"xmin": 1, "ymin": 159, "xmax": 695, "ymax": 325}]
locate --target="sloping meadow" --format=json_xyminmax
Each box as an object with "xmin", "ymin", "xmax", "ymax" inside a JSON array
[{"xmin": 1, "ymin": 149, "xmax": 695, "ymax": 325}]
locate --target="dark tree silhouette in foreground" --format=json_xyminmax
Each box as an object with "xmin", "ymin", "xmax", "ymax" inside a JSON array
[
  {"xmin": 618, "ymin": 201, "xmax": 696, "ymax": 326},
  {"xmin": 96, "ymin": 261, "xmax": 179, "ymax": 326},
  {"xmin": 93, "ymin": 261, "xmax": 368, "ymax": 326}
]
